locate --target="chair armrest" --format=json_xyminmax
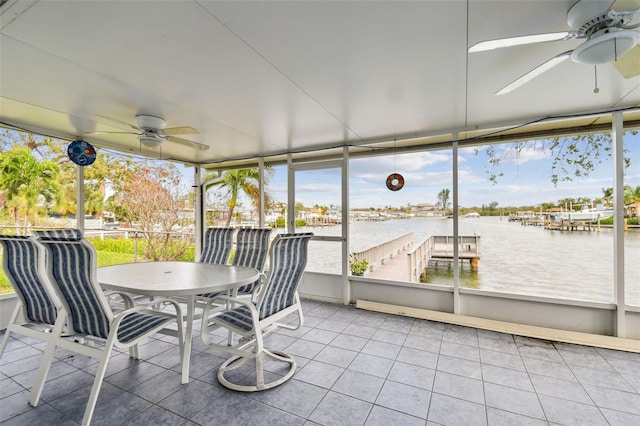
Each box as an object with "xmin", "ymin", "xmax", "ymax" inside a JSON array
[
  {"xmin": 202, "ymin": 294, "xmax": 259, "ymax": 324},
  {"xmin": 202, "ymin": 294, "xmax": 254, "ymax": 309},
  {"xmin": 111, "ymin": 298, "xmax": 183, "ymax": 332},
  {"xmin": 104, "ymin": 290, "xmax": 135, "ymax": 310}
]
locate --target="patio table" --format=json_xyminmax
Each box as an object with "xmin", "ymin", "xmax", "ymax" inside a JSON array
[{"xmin": 98, "ymin": 261, "xmax": 260, "ymax": 384}]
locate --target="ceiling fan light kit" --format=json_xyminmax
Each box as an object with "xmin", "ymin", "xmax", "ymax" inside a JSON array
[
  {"xmin": 571, "ymin": 28, "xmax": 640, "ymax": 64},
  {"xmin": 139, "ymin": 135, "xmax": 163, "ymax": 148}
]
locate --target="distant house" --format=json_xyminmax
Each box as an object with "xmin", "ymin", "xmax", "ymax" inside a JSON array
[{"xmin": 410, "ymin": 203, "xmax": 445, "ymax": 217}]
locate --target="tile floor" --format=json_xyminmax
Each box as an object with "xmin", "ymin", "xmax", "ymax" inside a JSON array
[{"xmin": 1, "ymin": 299, "xmax": 639, "ymax": 425}]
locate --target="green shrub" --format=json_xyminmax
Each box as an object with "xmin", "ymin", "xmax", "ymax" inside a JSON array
[
  {"xmin": 178, "ymin": 244, "xmax": 196, "ymax": 261},
  {"xmin": 87, "ymin": 237, "xmax": 136, "ymax": 254},
  {"xmin": 597, "ymin": 217, "xmax": 638, "ymax": 226},
  {"xmin": 273, "ymin": 218, "xmax": 308, "ymax": 228},
  {"xmin": 349, "ymin": 258, "xmax": 369, "ymax": 275}
]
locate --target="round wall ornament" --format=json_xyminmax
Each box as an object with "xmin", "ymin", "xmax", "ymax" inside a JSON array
[
  {"xmin": 386, "ymin": 173, "xmax": 404, "ymax": 191},
  {"xmin": 67, "ymin": 140, "xmax": 97, "ymax": 166}
]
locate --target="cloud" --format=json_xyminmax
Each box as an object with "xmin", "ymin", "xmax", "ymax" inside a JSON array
[{"xmin": 350, "ymin": 151, "xmax": 450, "ymax": 174}]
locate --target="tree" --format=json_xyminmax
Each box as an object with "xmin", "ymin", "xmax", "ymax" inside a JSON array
[
  {"xmin": 1, "ymin": 129, "xmax": 135, "ymax": 219},
  {"xmin": 208, "ymin": 168, "xmax": 273, "ymax": 226},
  {"xmin": 0, "ymin": 147, "xmax": 61, "ymax": 227},
  {"xmin": 624, "ymin": 185, "xmax": 640, "ymax": 205},
  {"xmin": 437, "ymin": 188, "xmax": 450, "ymax": 212},
  {"xmin": 599, "ymin": 187, "xmax": 614, "ymax": 207},
  {"xmin": 476, "ymin": 132, "xmax": 635, "ymax": 185},
  {"xmin": 117, "ymin": 166, "xmax": 191, "ymax": 261}
]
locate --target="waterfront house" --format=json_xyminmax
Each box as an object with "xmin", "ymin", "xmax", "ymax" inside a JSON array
[{"xmin": 1, "ymin": 1, "xmax": 639, "ymax": 424}]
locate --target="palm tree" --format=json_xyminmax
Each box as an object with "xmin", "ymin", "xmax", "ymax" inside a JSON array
[
  {"xmin": 624, "ymin": 185, "xmax": 640, "ymax": 205},
  {"xmin": 601, "ymin": 187, "xmax": 614, "ymax": 206},
  {"xmin": 0, "ymin": 147, "xmax": 60, "ymax": 227},
  {"xmin": 210, "ymin": 168, "xmax": 271, "ymax": 226}
]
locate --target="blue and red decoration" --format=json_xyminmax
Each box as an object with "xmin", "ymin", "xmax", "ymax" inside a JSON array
[{"xmin": 67, "ymin": 140, "xmax": 97, "ymax": 166}]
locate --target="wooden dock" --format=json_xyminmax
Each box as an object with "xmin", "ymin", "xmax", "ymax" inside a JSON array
[
  {"xmin": 355, "ymin": 235, "xmax": 481, "ymax": 283},
  {"xmin": 544, "ymin": 220, "xmax": 599, "ymax": 232}
]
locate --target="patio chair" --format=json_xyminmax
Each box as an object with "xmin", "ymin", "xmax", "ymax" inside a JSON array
[
  {"xmin": 200, "ymin": 232, "xmax": 313, "ymax": 392},
  {"xmin": 0, "ymin": 235, "xmax": 60, "ymax": 358},
  {"xmin": 199, "ymin": 227, "xmax": 236, "ymax": 264},
  {"xmin": 199, "ymin": 227, "xmax": 273, "ymax": 345},
  {"xmin": 32, "ymin": 229, "xmax": 136, "ymax": 310},
  {"xmin": 199, "ymin": 227, "xmax": 272, "ymax": 299},
  {"xmin": 29, "ymin": 229, "xmax": 184, "ymax": 426}
]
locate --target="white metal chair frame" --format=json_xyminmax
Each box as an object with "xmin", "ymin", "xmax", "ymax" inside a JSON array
[
  {"xmin": 29, "ymin": 231, "xmax": 184, "ymax": 426},
  {"xmin": 201, "ymin": 233, "xmax": 312, "ymax": 392}
]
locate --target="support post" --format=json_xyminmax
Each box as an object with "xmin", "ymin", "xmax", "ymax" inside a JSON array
[
  {"xmin": 342, "ymin": 147, "xmax": 350, "ymax": 305},
  {"xmin": 76, "ymin": 166, "xmax": 85, "ymax": 231},
  {"xmin": 612, "ymin": 111, "xmax": 625, "ymax": 337},
  {"xmin": 452, "ymin": 137, "xmax": 460, "ymax": 314},
  {"xmin": 258, "ymin": 158, "xmax": 265, "ymax": 228},
  {"xmin": 287, "ymin": 155, "xmax": 295, "ymax": 233},
  {"xmin": 194, "ymin": 167, "xmax": 203, "ymax": 260}
]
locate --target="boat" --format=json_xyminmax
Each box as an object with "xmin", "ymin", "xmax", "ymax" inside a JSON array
[
  {"xmin": 553, "ymin": 207, "xmax": 613, "ymax": 222},
  {"xmin": 464, "ymin": 212, "xmax": 480, "ymax": 218}
]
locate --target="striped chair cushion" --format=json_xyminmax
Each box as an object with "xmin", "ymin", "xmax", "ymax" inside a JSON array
[
  {"xmin": 215, "ymin": 305, "xmax": 255, "ymax": 333},
  {"xmin": 0, "ymin": 235, "xmax": 57, "ymax": 325},
  {"xmin": 232, "ymin": 228, "xmax": 272, "ymax": 294},
  {"xmin": 117, "ymin": 312, "xmax": 174, "ymax": 344},
  {"xmin": 33, "ymin": 229, "xmax": 84, "ymax": 240},
  {"xmin": 258, "ymin": 233, "xmax": 312, "ymax": 319},
  {"xmin": 200, "ymin": 228, "xmax": 235, "ymax": 265},
  {"xmin": 45, "ymin": 238, "xmax": 111, "ymax": 339}
]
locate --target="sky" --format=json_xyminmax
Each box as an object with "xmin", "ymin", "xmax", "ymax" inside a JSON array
[{"xmin": 181, "ymin": 132, "xmax": 640, "ymax": 210}]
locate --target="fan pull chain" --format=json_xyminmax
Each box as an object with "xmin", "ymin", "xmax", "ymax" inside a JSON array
[{"xmin": 593, "ymin": 66, "xmax": 599, "ymax": 94}]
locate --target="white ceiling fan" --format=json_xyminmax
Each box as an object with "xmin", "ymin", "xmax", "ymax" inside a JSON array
[
  {"xmin": 88, "ymin": 115, "xmax": 209, "ymax": 151},
  {"xmin": 469, "ymin": 0, "xmax": 640, "ymax": 95}
]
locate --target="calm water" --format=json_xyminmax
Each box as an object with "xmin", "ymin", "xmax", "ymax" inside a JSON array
[{"xmin": 292, "ymin": 217, "xmax": 640, "ymax": 305}]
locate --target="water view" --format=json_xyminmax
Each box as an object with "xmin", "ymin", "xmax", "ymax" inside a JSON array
[{"xmin": 296, "ymin": 216, "xmax": 640, "ymax": 306}]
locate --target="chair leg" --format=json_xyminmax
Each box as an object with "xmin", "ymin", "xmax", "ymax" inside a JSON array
[
  {"xmin": 255, "ymin": 352, "xmax": 265, "ymax": 389},
  {"xmin": 129, "ymin": 344, "xmax": 139, "ymax": 359},
  {"xmin": 0, "ymin": 304, "xmax": 21, "ymax": 358},
  {"xmin": 81, "ymin": 343, "xmax": 115, "ymax": 426},
  {"xmin": 28, "ymin": 315, "xmax": 66, "ymax": 407}
]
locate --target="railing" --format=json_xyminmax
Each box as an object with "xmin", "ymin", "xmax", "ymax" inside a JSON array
[
  {"xmin": 351, "ymin": 233, "xmax": 413, "ymax": 271},
  {"xmin": 407, "ymin": 235, "xmax": 481, "ymax": 282},
  {"xmin": 431, "ymin": 235, "xmax": 481, "ymax": 259},
  {"xmin": 407, "ymin": 238, "xmax": 433, "ymax": 283}
]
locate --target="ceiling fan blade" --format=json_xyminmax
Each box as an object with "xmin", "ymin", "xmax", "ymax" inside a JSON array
[
  {"xmin": 612, "ymin": 43, "xmax": 640, "ymax": 77},
  {"xmin": 95, "ymin": 114, "xmax": 140, "ymax": 131},
  {"xmin": 85, "ymin": 130, "xmax": 141, "ymax": 135},
  {"xmin": 469, "ymin": 32, "xmax": 576, "ymax": 53},
  {"xmin": 163, "ymin": 126, "xmax": 199, "ymax": 136},
  {"xmin": 167, "ymin": 135, "xmax": 209, "ymax": 151},
  {"xmin": 495, "ymin": 51, "xmax": 572, "ymax": 95},
  {"xmin": 610, "ymin": 0, "xmax": 640, "ymax": 13}
]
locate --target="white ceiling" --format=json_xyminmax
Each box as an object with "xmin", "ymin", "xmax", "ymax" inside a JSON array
[{"xmin": 1, "ymin": 0, "xmax": 639, "ymax": 167}]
